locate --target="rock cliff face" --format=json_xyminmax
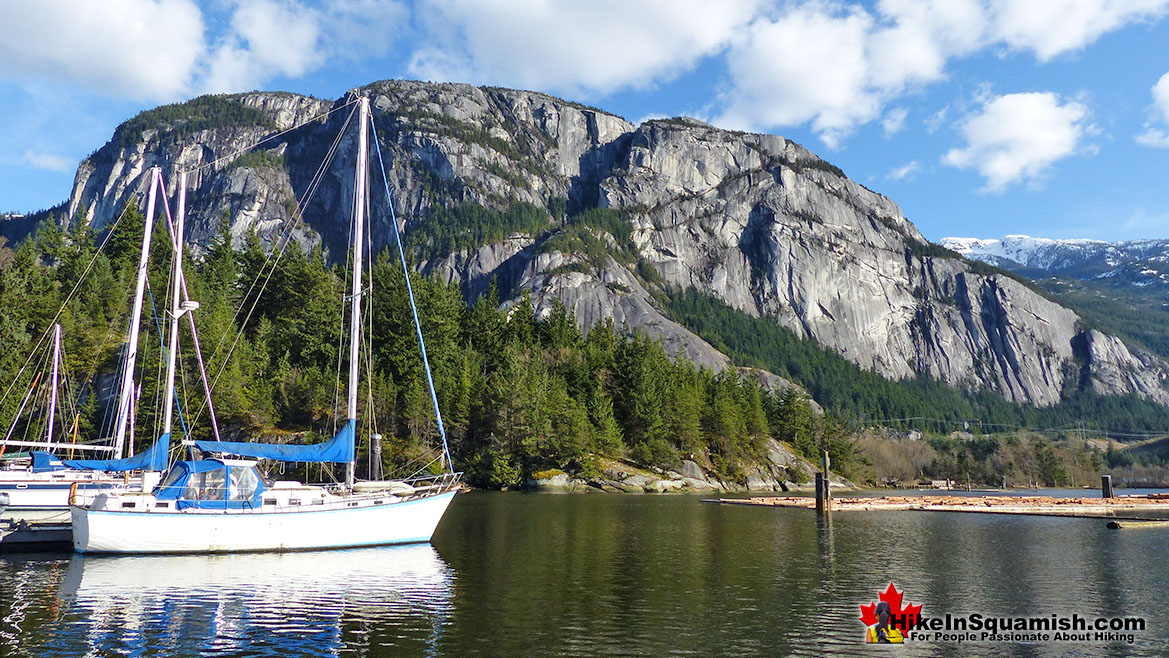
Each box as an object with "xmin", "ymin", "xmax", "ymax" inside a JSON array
[{"xmin": 62, "ymin": 80, "xmax": 1169, "ymax": 408}]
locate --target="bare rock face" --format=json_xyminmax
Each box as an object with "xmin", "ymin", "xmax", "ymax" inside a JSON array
[
  {"xmin": 1077, "ymin": 330, "xmax": 1168, "ymax": 401},
  {"xmin": 596, "ymin": 119, "xmax": 1167, "ymax": 407},
  {"xmin": 60, "ymin": 81, "xmax": 1169, "ymax": 409},
  {"xmin": 70, "ymin": 92, "xmax": 334, "ymax": 251}
]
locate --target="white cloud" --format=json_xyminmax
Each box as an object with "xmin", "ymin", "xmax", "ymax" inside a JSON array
[
  {"xmin": 0, "ymin": 0, "xmax": 408, "ymax": 100},
  {"xmin": 1137, "ymin": 129, "xmax": 1169, "ymax": 147},
  {"xmin": 942, "ymin": 92, "xmax": 1089, "ymax": 192},
  {"xmin": 886, "ymin": 160, "xmax": 921, "ymax": 181},
  {"xmin": 322, "ymin": 0, "xmax": 410, "ymax": 61},
  {"xmin": 717, "ymin": 3, "xmax": 876, "ymax": 147},
  {"xmin": 988, "ymin": 0, "xmax": 1169, "ymax": 61},
  {"xmin": 1153, "ymin": 71, "xmax": 1169, "ymax": 122},
  {"xmin": 408, "ymin": 0, "xmax": 762, "ymax": 96},
  {"xmin": 712, "ymin": 0, "xmax": 1168, "ymax": 147},
  {"xmin": 1136, "ymin": 71, "xmax": 1169, "ymax": 147},
  {"xmin": 22, "ymin": 151, "xmax": 75, "ymax": 173},
  {"xmin": 202, "ymin": 0, "xmax": 409, "ymax": 94},
  {"xmin": 868, "ymin": 0, "xmax": 988, "ymax": 90},
  {"xmin": 883, "ymin": 108, "xmax": 908, "ymax": 136},
  {"xmin": 715, "ymin": 1, "xmax": 989, "ymax": 145},
  {"xmin": 201, "ymin": 0, "xmax": 324, "ymax": 92},
  {"xmin": 0, "ymin": 0, "xmax": 205, "ymax": 100}
]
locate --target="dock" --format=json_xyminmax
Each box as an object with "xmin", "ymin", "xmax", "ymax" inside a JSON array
[
  {"xmin": 709, "ymin": 493, "xmax": 1169, "ymax": 520},
  {"xmin": 0, "ymin": 519, "xmax": 72, "ymax": 552}
]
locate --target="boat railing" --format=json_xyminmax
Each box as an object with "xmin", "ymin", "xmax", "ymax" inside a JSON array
[
  {"xmin": 400, "ymin": 471, "xmax": 463, "ymax": 491},
  {"xmin": 325, "ymin": 471, "xmax": 463, "ymax": 498},
  {"xmin": 68, "ymin": 480, "xmax": 136, "ymax": 507},
  {"xmin": 70, "ymin": 471, "xmax": 464, "ymax": 513}
]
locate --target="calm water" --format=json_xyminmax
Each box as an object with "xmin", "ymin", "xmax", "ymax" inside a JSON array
[{"xmin": 3, "ymin": 492, "xmax": 1169, "ymax": 657}]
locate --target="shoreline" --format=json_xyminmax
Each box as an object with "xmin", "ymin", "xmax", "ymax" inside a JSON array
[{"xmin": 707, "ymin": 492, "xmax": 1169, "ymax": 518}]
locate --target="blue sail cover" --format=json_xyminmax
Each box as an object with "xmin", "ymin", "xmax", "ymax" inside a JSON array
[
  {"xmin": 30, "ymin": 451, "xmax": 67, "ymax": 472},
  {"xmin": 193, "ymin": 420, "xmax": 355, "ymax": 463},
  {"xmin": 63, "ymin": 433, "xmax": 172, "ymax": 472}
]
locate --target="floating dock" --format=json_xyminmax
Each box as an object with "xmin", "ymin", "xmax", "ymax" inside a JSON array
[
  {"xmin": 710, "ymin": 493, "xmax": 1169, "ymax": 520},
  {"xmin": 0, "ymin": 519, "xmax": 72, "ymax": 552}
]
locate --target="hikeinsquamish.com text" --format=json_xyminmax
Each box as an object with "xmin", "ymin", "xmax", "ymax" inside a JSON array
[{"xmin": 892, "ymin": 612, "xmax": 1146, "ymax": 644}]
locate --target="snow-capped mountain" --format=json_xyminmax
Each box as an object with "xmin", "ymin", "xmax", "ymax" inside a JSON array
[{"xmin": 941, "ymin": 235, "xmax": 1169, "ymax": 286}]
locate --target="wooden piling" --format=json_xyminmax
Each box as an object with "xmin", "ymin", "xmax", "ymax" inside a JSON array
[
  {"xmin": 371, "ymin": 433, "xmax": 383, "ymax": 481},
  {"xmin": 1102, "ymin": 474, "xmax": 1114, "ymax": 499},
  {"xmin": 817, "ymin": 450, "xmax": 832, "ymax": 514}
]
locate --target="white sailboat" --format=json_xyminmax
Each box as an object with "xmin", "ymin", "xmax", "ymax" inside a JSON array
[
  {"xmin": 0, "ymin": 324, "xmax": 125, "ymax": 524},
  {"xmin": 72, "ymin": 96, "xmax": 462, "ymax": 554},
  {"xmin": 0, "ymin": 168, "xmax": 174, "ymax": 525}
]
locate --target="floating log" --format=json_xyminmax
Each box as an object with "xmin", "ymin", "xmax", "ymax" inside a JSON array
[{"xmin": 1106, "ymin": 519, "xmax": 1169, "ymax": 530}]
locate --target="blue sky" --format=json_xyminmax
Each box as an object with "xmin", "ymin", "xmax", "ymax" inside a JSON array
[{"xmin": 2, "ymin": 0, "xmax": 1169, "ymax": 243}]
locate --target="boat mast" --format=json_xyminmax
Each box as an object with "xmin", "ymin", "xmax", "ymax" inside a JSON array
[
  {"xmin": 113, "ymin": 166, "xmax": 159, "ymax": 460},
  {"xmin": 162, "ymin": 170, "xmax": 189, "ymax": 448},
  {"xmin": 347, "ymin": 97, "xmax": 370, "ymax": 488},
  {"xmin": 46, "ymin": 323, "xmax": 60, "ymax": 445}
]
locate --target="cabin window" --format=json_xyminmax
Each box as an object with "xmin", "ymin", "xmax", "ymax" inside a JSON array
[
  {"xmin": 158, "ymin": 467, "xmax": 185, "ymax": 490},
  {"xmin": 184, "ymin": 470, "xmax": 226, "ymax": 501},
  {"xmin": 229, "ymin": 466, "xmax": 261, "ymax": 502},
  {"xmin": 263, "ymin": 498, "xmax": 277, "ymax": 506},
  {"xmin": 155, "ymin": 502, "xmax": 169, "ymax": 509},
  {"xmin": 121, "ymin": 502, "xmax": 136, "ymax": 509}
]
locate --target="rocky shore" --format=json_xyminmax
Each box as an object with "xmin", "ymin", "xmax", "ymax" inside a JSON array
[{"xmin": 523, "ymin": 438, "xmax": 852, "ymax": 493}]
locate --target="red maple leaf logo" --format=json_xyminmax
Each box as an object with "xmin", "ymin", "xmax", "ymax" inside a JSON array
[{"xmin": 859, "ymin": 582, "xmax": 922, "ymax": 630}]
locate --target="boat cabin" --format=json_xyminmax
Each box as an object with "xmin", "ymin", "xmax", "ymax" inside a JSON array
[{"xmin": 152, "ymin": 459, "xmax": 265, "ymax": 510}]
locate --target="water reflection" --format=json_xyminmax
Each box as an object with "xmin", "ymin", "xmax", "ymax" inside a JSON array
[
  {"xmin": 2, "ymin": 545, "xmax": 454, "ymax": 658},
  {"xmin": 5, "ymin": 494, "xmax": 1169, "ymax": 657},
  {"xmin": 430, "ymin": 494, "xmax": 1169, "ymax": 658}
]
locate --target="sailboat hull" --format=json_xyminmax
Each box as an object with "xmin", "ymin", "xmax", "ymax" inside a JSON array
[
  {"xmin": 72, "ymin": 490, "xmax": 457, "ymax": 554},
  {"xmin": 0, "ymin": 473, "xmax": 129, "ymax": 523}
]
